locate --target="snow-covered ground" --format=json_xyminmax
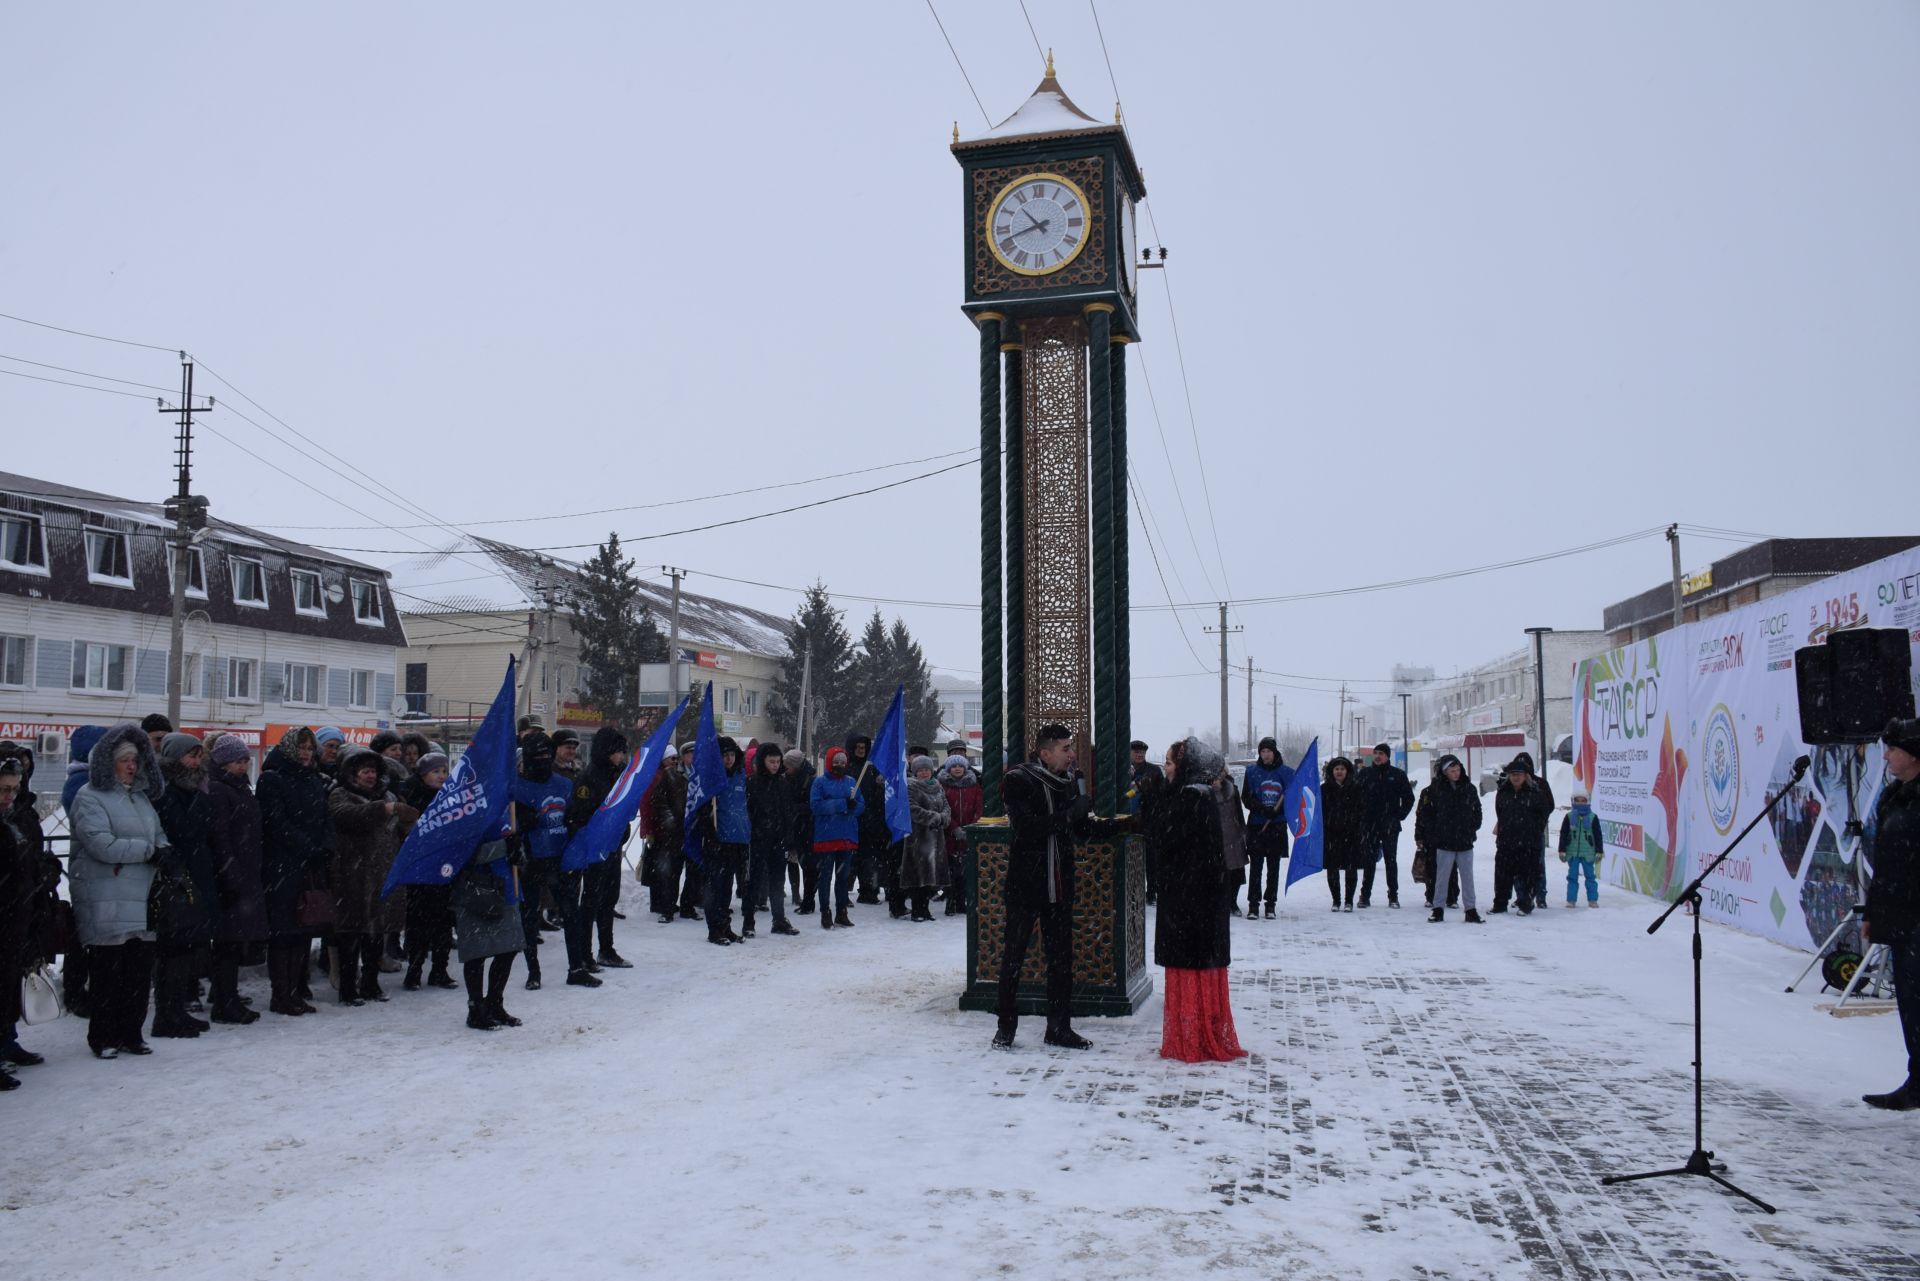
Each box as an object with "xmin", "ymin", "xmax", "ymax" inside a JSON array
[{"xmin": 7, "ymin": 827, "xmax": 1917, "ymax": 1281}]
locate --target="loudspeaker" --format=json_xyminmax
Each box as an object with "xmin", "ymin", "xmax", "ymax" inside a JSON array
[{"xmin": 1796, "ymin": 628, "xmax": 1915, "ymax": 744}]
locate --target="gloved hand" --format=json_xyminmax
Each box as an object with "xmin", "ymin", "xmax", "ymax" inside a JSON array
[{"xmin": 846, "ymin": 797, "xmax": 858, "ymax": 813}]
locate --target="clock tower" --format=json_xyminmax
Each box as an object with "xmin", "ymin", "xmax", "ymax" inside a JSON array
[
  {"xmin": 953, "ymin": 52, "xmax": 1144, "ymax": 815},
  {"xmin": 954, "ymin": 58, "xmax": 1151, "ymax": 1017}
]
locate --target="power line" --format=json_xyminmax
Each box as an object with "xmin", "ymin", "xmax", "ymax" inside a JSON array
[
  {"xmin": 252, "ymin": 446, "xmax": 982, "ymax": 532},
  {"xmin": 0, "ymin": 310, "xmax": 176, "ymax": 354},
  {"xmin": 303, "ymin": 458, "xmax": 979, "ymax": 556},
  {"xmin": 925, "ymin": 0, "xmax": 992, "ymax": 127},
  {"xmin": 0, "ymin": 367, "xmax": 159, "ymax": 401},
  {"xmin": 1018, "ymin": 0, "xmax": 1047, "ymax": 65},
  {"xmin": 1128, "ymin": 474, "xmax": 1213, "ymax": 674},
  {"xmin": 0, "ymin": 351, "xmax": 208, "ymax": 400},
  {"xmin": 1130, "ymin": 344, "xmax": 1222, "ymax": 601}
]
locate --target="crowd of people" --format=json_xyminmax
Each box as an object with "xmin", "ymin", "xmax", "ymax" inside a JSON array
[{"xmin": 0, "ymin": 711, "xmax": 995, "ymax": 1088}]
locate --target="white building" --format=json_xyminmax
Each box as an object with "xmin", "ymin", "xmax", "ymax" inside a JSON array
[
  {"xmin": 385, "ymin": 536, "xmax": 791, "ymax": 745},
  {"xmin": 930, "ymin": 670, "xmax": 983, "ymax": 759},
  {"xmin": 0, "ymin": 471, "xmax": 406, "ymax": 772}
]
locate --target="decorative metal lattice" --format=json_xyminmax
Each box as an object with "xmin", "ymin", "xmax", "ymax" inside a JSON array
[
  {"xmin": 970, "ymin": 157, "xmax": 1111, "ymax": 298},
  {"xmin": 972, "ymin": 836, "xmax": 1119, "ymax": 987},
  {"xmin": 1020, "ymin": 314, "xmax": 1091, "ymax": 764}
]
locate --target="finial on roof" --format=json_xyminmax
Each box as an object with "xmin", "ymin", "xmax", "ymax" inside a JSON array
[
  {"xmin": 1115, "ymin": 101, "xmax": 1123, "ymax": 124},
  {"xmin": 1046, "ymin": 48, "xmax": 1055, "ymax": 78},
  {"xmin": 952, "ymin": 120, "xmax": 959, "ymax": 144}
]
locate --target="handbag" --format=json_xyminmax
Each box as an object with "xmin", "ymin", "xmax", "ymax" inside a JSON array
[
  {"xmin": 20, "ymin": 963, "xmax": 65, "ymax": 1025},
  {"xmin": 1411, "ymin": 847, "xmax": 1432, "ymax": 885},
  {"xmin": 148, "ymin": 855, "xmax": 208, "ymax": 939},
  {"xmin": 454, "ymin": 865, "xmax": 507, "ymax": 922},
  {"xmin": 295, "ymin": 885, "xmax": 335, "ymax": 931}
]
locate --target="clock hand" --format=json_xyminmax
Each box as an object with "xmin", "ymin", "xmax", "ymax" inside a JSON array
[{"xmin": 1017, "ymin": 210, "xmax": 1049, "ymax": 237}]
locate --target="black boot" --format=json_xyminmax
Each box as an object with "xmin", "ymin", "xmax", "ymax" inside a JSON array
[
  {"xmin": 772, "ymin": 919, "xmax": 800, "ymax": 936},
  {"xmin": 1428, "ymin": 908, "xmax": 1445, "ymax": 923},
  {"xmin": 992, "ymin": 1017, "xmax": 1016, "ymax": 1050},
  {"xmin": 467, "ymin": 1000, "xmax": 499, "ymax": 1031},
  {"xmin": 1044, "ymin": 1024, "xmax": 1092, "ymax": 1050},
  {"xmin": 524, "ymin": 951, "xmax": 542, "ymax": 991},
  {"xmin": 565, "ymin": 968, "xmax": 603, "ymax": 988},
  {"xmin": 486, "ymin": 956, "xmax": 521, "ymax": 1026},
  {"xmin": 428, "ymin": 955, "xmax": 458, "ymax": 989},
  {"xmin": 336, "ymin": 939, "xmax": 365, "ymax": 1006},
  {"xmin": 821, "ymin": 905, "xmax": 834, "ymax": 930},
  {"xmin": 835, "ymin": 907, "xmax": 855, "ymax": 928},
  {"xmin": 403, "ymin": 962, "xmax": 423, "ymax": 992},
  {"xmin": 1463, "ymin": 909, "xmax": 1486, "ymax": 924},
  {"xmin": 1863, "ymin": 1082, "xmax": 1920, "ymax": 1111}
]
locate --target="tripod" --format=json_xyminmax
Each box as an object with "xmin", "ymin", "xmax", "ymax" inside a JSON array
[{"xmin": 1602, "ymin": 754, "xmax": 1807, "ymax": 1215}]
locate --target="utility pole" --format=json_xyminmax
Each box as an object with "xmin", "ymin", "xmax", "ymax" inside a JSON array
[
  {"xmin": 1526, "ymin": 626, "xmax": 1553, "ymax": 768},
  {"xmin": 1666, "ymin": 524, "xmax": 1685, "ymax": 631},
  {"xmin": 663, "ymin": 566, "xmax": 685, "ymax": 701},
  {"xmin": 792, "ymin": 643, "xmax": 812, "ymax": 756},
  {"xmin": 1336, "ymin": 683, "xmax": 1349, "ymax": 756},
  {"xmin": 160, "ymin": 356, "xmax": 212, "ymax": 727},
  {"xmin": 1271, "ymin": 694, "xmax": 1278, "ymax": 744},
  {"xmin": 1398, "ymin": 691, "xmax": 1413, "ymax": 761},
  {"xmin": 1244, "ymin": 658, "xmax": 1254, "ymax": 755},
  {"xmin": 1202, "ymin": 603, "xmax": 1242, "ymax": 753}
]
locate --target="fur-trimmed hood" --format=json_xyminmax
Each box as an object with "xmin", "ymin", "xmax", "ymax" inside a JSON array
[{"xmin": 87, "ymin": 721, "xmax": 165, "ymax": 798}]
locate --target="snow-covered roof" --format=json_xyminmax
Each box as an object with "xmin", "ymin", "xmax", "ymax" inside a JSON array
[
  {"xmin": 384, "ymin": 534, "xmax": 793, "ymax": 658},
  {"xmin": 959, "ymin": 72, "xmax": 1111, "ymax": 144}
]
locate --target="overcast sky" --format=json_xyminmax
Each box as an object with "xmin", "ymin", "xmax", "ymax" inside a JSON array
[{"xmin": 3, "ymin": 1, "xmax": 1916, "ymax": 752}]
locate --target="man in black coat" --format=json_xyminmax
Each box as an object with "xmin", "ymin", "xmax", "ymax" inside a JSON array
[
  {"xmin": 1863, "ymin": 718, "xmax": 1920, "ymax": 1110},
  {"xmin": 1130, "ymin": 741, "xmax": 1167, "ymax": 905},
  {"xmin": 1492, "ymin": 756, "xmax": 1553, "ymax": 915},
  {"xmin": 994, "ymin": 724, "xmax": 1094, "ymax": 1051},
  {"xmin": 847, "ymin": 734, "xmax": 892, "ymax": 907},
  {"xmin": 1356, "ymin": 743, "xmax": 1415, "ymax": 909}
]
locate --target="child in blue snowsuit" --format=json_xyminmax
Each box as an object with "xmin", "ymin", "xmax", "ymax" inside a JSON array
[{"xmin": 1557, "ymin": 790, "xmax": 1605, "ymax": 907}]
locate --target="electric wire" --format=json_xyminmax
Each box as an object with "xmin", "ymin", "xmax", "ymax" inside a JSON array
[
  {"xmin": 1018, "ymin": 0, "xmax": 1047, "ymax": 65},
  {"xmin": 0, "ymin": 310, "xmax": 176, "ymax": 354},
  {"xmin": 925, "ymin": 0, "xmax": 992, "ymax": 127},
  {"xmin": 0, "ymin": 367, "xmax": 159, "ymax": 401},
  {"xmin": 0, "ymin": 352, "xmax": 208, "ymax": 400}
]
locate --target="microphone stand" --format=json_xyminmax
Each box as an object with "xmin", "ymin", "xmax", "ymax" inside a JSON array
[{"xmin": 1600, "ymin": 754, "xmax": 1808, "ymax": 1215}]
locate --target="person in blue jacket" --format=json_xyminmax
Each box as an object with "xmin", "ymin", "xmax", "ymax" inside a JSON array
[
  {"xmin": 1241, "ymin": 738, "xmax": 1295, "ymax": 919},
  {"xmin": 58, "ymin": 725, "xmax": 107, "ymax": 1017},
  {"xmin": 510, "ymin": 731, "xmax": 577, "ymax": 990},
  {"xmin": 809, "ymin": 746, "xmax": 864, "ymax": 930},
  {"xmin": 695, "ymin": 736, "xmax": 752, "ymax": 945}
]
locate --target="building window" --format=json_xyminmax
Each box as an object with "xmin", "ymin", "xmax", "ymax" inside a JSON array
[
  {"xmin": 743, "ymin": 690, "xmax": 758, "ymax": 717},
  {"xmin": 0, "ymin": 634, "xmax": 29, "ymax": 687},
  {"xmin": 349, "ymin": 669, "xmax": 373, "ymax": 710},
  {"xmin": 721, "ymin": 686, "xmax": 739, "ymax": 715},
  {"xmin": 0, "ymin": 513, "xmax": 47, "ymax": 573},
  {"xmin": 284, "ymin": 662, "xmax": 324, "ymax": 706},
  {"xmin": 167, "ymin": 547, "xmax": 207, "ymax": 599},
  {"xmin": 227, "ymin": 657, "xmax": 258, "ymax": 702},
  {"xmin": 403, "ymin": 662, "xmax": 428, "ymax": 716},
  {"xmin": 963, "ymin": 701, "xmax": 983, "ymax": 728},
  {"xmin": 350, "ymin": 578, "xmax": 384, "ymax": 625},
  {"xmin": 230, "ymin": 556, "xmax": 268, "ymax": 607},
  {"xmin": 83, "ymin": 528, "xmax": 133, "ymax": 587},
  {"xmin": 70, "ymin": 641, "xmax": 130, "ymax": 694},
  {"xmin": 292, "ymin": 568, "xmax": 326, "ymax": 616}
]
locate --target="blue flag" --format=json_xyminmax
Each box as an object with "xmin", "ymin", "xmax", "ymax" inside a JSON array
[
  {"xmin": 560, "ymin": 693, "xmax": 691, "ymax": 872},
  {"xmin": 383, "ymin": 657, "xmax": 517, "ymax": 897},
  {"xmin": 682, "ymin": 683, "xmax": 727, "ymax": 869},
  {"xmin": 1282, "ymin": 737, "xmax": 1324, "ymax": 894},
  {"xmin": 870, "ymin": 683, "xmax": 911, "ymax": 843}
]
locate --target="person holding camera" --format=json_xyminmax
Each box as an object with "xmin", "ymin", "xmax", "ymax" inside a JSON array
[{"xmin": 1862, "ymin": 718, "xmax": 1920, "ymax": 1111}]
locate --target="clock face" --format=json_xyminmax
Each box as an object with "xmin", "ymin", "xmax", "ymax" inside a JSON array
[
  {"xmin": 1120, "ymin": 196, "xmax": 1137, "ymax": 295},
  {"xmin": 987, "ymin": 173, "xmax": 1092, "ymax": 276}
]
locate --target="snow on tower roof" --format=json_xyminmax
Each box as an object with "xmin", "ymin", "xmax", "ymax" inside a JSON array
[{"xmin": 958, "ymin": 66, "xmax": 1109, "ymax": 144}]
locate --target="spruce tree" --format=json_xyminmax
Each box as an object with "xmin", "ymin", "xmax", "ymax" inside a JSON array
[
  {"xmin": 571, "ymin": 532, "xmax": 667, "ymax": 730},
  {"xmin": 768, "ymin": 582, "xmax": 854, "ymax": 756},
  {"xmin": 889, "ymin": 618, "xmax": 943, "ymax": 747},
  {"xmin": 845, "ymin": 609, "xmax": 895, "ymax": 743}
]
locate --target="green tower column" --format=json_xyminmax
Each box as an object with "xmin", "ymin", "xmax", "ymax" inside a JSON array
[
  {"xmin": 1111, "ymin": 337, "xmax": 1132, "ymax": 805},
  {"xmin": 977, "ymin": 312, "xmax": 1005, "ymax": 816},
  {"xmin": 1085, "ymin": 303, "xmax": 1116, "ymax": 816},
  {"xmin": 1003, "ymin": 340, "xmax": 1026, "ymax": 768}
]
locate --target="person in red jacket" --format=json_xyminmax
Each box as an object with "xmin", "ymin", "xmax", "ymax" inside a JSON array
[{"xmin": 939, "ymin": 755, "xmax": 982, "ymax": 915}]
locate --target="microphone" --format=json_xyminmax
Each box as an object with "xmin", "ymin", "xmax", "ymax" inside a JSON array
[{"xmin": 1791, "ymin": 754, "xmax": 1811, "ymax": 780}]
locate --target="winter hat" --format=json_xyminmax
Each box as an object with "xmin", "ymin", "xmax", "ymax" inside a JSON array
[
  {"xmin": 551, "ymin": 729, "xmax": 581, "ymax": 749},
  {"xmin": 415, "ymin": 752, "xmax": 450, "ymax": 777},
  {"xmin": 1884, "ymin": 718, "xmax": 1920, "ymax": 758},
  {"xmin": 676, "ymin": 742, "xmax": 696, "ymax": 756},
  {"xmin": 1572, "ymin": 790, "xmax": 1591, "ymax": 804},
  {"xmin": 70, "ymin": 725, "xmax": 106, "ymax": 766},
  {"xmin": 277, "ymin": 726, "xmax": 317, "ymax": 756},
  {"xmin": 825, "ymin": 746, "xmax": 849, "ymax": 774},
  {"xmin": 158, "ymin": 732, "xmax": 204, "ymax": 764},
  {"xmin": 1129, "ymin": 739, "xmax": 1149, "ymax": 752},
  {"xmin": 314, "ymin": 726, "xmax": 346, "ymax": 749},
  {"xmin": 910, "ymin": 754, "xmax": 937, "ymax": 777},
  {"xmin": 1374, "ymin": 742, "xmax": 1392, "ymax": 758},
  {"xmin": 112, "ymin": 740, "xmax": 140, "ymax": 763},
  {"xmin": 718, "ymin": 736, "xmax": 741, "ymax": 757},
  {"xmin": 947, "ymin": 738, "xmax": 967, "ymax": 755},
  {"xmin": 1505, "ymin": 756, "xmax": 1532, "ymax": 776},
  {"xmin": 1179, "ymin": 737, "xmax": 1226, "ymax": 785},
  {"xmin": 141, "ymin": 713, "xmax": 174, "ymax": 735},
  {"xmin": 370, "ymin": 731, "xmax": 403, "ymax": 756},
  {"xmin": 522, "ymin": 731, "xmax": 555, "ymax": 761},
  {"xmin": 1257, "ymin": 736, "xmax": 1278, "ymax": 755},
  {"xmin": 943, "ymin": 754, "xmax": 970, "ymax": 774},
  {"xmin": 210, "ymin": 736, "xmax": 252, "ymax": 768}
]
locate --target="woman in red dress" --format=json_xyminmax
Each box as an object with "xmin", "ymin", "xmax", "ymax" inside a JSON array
[{"xmin": 1154, "ymin": 738, "xmax": 1249, "ymax": 1063}]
